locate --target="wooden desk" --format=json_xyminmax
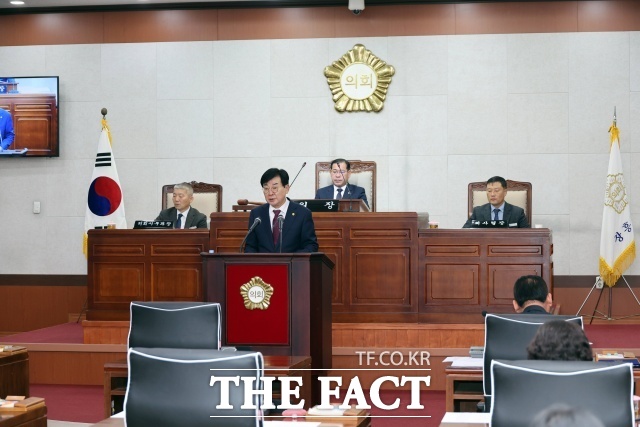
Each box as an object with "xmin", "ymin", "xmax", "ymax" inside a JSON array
[
  {"xmin": 87, "ymin": 229, "xmax": 210, "ymax": 321},
  {"xmin": 104, "ymin": 355, "xmax": 312, "ymax": 417},
  {"xmin": 0, "ymin": 406, "xmax": 47, "ymax": 427},
  {"xmin": 0, "ymin": 348, "xmax": 29, "ymax": 399},
  {"xmin": 0, "ymin": 93, "xmax": 58, "ymax": 157}
]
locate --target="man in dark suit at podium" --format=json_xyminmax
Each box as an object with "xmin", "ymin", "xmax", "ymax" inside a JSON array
[
  {"xmin": 245, "ymin": 168, "xmax": 318, "ymax": 253},
  {"xmin": 155, "ymin": 182, "xmax": 208, "ymax": 229},
  {"xmin": 463, "ymin": 176, "xmax": 529, "ymax": 228},
  {"xmin": 315, "ymin": 158, "xmax": 369, "ymax": 208}
]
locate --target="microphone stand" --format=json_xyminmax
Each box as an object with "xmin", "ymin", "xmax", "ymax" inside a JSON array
[
  {"xmin": 239, "ymin": 217, "xmax": 261, "ymax": 253},
  {"xmin": 339, "ymin": 169, "xmax": 354, "ymax": 212}
]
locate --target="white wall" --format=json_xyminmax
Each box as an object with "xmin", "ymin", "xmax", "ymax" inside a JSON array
[{"xmin": 0, "ymin": 31, "xmax": 639, "ymax": 276}]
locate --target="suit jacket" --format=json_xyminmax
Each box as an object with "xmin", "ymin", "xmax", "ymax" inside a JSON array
[
  {"xmin": 0, "ymin": 108, "xmax": 15, "ymax": 150},
  {"xmin": 522, "ymin": 305, "xmax": 549, "ymax": 314},
  {"xmin": 244, "ymin": 200, "xmax": 318, "ymax": 253},
  {"xmin": 155, "ymin": 207, "xmax": 208, "ymax": 229},
  {"xmin": 463, "ymin": 202, "xmax": 529, "ymax": 228},
  {"xmin": 315, "ymin": 183, "xmax": 369, "ymax": 208}
]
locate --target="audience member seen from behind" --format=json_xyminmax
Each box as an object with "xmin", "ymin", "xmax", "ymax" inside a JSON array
[
  {"xmin": 463, "ymin": 175, "xmax": 529, "ymax": 228},
  {"xmin": 315, "ymin": 158, "xmax": 369, "ymax": 208},
  {"xmin": 527, "ymin": 320, "xmax": 593, "ymax": 361},
  {"xmin": 155, "ymin": 182, "xmax": 208, "ymax": 229},
  {"xmin": 513, "ymin": 275, "xmax": 553, "ymax": 314},
  {"xmin": 529, "ymin": 404, "xmax": 604, "ymax": 427}
]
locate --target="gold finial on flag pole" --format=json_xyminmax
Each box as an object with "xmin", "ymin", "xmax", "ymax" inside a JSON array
[{"xmin": 101, "ymin": 108, "xmax": 108, "ymax": 119}]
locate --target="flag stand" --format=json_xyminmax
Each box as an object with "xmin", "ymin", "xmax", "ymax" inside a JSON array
[{"xmin": 576, "ymin": 275, "xmax": 640, "ymax": 324}]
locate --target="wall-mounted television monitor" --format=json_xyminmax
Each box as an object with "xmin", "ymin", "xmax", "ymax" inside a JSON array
[{"xmin": 0, "ymin": 76, "xmax": 59, "ymax": 157}]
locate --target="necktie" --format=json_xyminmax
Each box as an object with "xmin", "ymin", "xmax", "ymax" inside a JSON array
[
  {"xmin": 272, "ymin": 210, "xmax": 281, "ymax": 246},
  {"xmin": 493, "ymin": 208, "xmax": 499, "ymax": 221},
  {"xmin": 175, "ymin": 213, "xmax": 183, "ymax": 229},
  {"xmin": 336, "ymin": 188, "xmax": 343, "ymax": 200}
]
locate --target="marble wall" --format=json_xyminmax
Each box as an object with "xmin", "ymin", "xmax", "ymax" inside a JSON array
[{"xmin": 0, "ymin": 31, "xmax": 638, "ymax": 276}]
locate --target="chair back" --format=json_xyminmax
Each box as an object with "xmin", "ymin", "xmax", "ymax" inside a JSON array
[
  {"xmin": 316, "ymin": 160, "xmax": 376, "ymax": 211},
  {"xmin": 483, "ymin": 314, "xmax": 583, "ymax": 396},
  {"xmin": 125, "ymin": 348, "xmax": 264, "ymax": 427},
  {"xmin": 468, "ymin": 180, "xmax": 532, "ymax": 222},
  {"xmin": 490, "ymin": 359, "xmax": 634, "ymax": 427},
  {"xmin": 162, "ymin": 181, "xmax": 223, "ymax": 216},
  {"xmin": 128, "ymin": 302, "xmax": 221, "ymax": 349}
]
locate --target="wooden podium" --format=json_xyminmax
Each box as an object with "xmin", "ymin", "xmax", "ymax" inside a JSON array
[{"xmin": 203, "ymin": 252, "xmax": 333, "ymax": 405}]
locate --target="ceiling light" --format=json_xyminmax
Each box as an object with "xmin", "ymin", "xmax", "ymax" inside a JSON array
[{"xmin": 10, "ymin": 1, "xmax": 25, "ymax": 4}]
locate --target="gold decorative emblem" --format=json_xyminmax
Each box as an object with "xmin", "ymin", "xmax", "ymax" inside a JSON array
[
  {"xmin": 604, "ymin": 173, "xmax": 629, "ymax": 214},
  {"xmin": 324, "ymin": 44, "xmax": 395, "ymax": 113},
  {"xmin": 240, "ymin": 277, "xmax": 274, "ymax": 310}
]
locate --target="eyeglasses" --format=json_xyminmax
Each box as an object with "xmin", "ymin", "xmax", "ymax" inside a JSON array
[
  {"xmin": 262, "ymin": 185, "xmax": 283, "ymax": 194},
  {"xmin": 331, "ymin": 169, "xmax": 348, "ymax": 175}
]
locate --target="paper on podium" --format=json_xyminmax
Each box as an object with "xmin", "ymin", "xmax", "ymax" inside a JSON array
[
  {"xmin": 449, "ymin": 357, "xmax": 483, "ymax": 368},
  {"xmin": 441, "ymin": 412, "xmax": 490, "ymax": 424}
]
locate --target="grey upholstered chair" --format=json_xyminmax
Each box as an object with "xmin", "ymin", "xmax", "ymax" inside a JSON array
[{"xmin": 490, "ymin": 359, "xmax": 634, "ymax": 427}]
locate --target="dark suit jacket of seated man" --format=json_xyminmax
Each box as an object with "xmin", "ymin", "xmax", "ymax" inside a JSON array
[
  {"xmin": 245, "ymin": 168, "xmax": 318, "ymax": 253},
  {"xmin": 315, "ymin": 183, "xmax": 369, "ymax": 208},
  {"xmin": 463, "ymin": 175, "xmax": 530, "ymax": 228},
  {"xmin": 463, "ymin": 201, "xmax": 529, "ymax": 228},
  {"xmin": 315, "ymin": 158, "xmax": 369, "ymax": 208}
]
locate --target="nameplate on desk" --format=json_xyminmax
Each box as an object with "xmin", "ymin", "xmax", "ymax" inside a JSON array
[
  {"xmin": 133, "ymin": 220, "xmax": 174, "ymax": 229},
  {"xmin": 294, "ymin": 199, "xmax": 340, "ymax": 212},
  {"xmin": 469, "ymin": 220, "xmax": 510, "ymax": 228}
]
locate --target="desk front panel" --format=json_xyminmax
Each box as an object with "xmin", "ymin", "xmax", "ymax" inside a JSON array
[{"xmin": 209, "ymin": 212, "xmax": 419, "ymax": 323}]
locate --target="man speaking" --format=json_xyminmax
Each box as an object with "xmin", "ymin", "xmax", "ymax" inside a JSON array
[
  {"xmin": 463, "ymin": 176, "xmax": 529, "ymax": 228},
  {"xmin": 244, "ymin": 168, "xmax": 318, "ymax": 253}
]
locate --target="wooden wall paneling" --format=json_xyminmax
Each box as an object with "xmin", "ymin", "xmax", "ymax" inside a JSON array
[
  {"xmin": 218, "ymin": 7, "xmax": 335, "ymax": 40},
  {"xmin": 455, "ymin": 2, "xmax": 579, "ymax": 35},
  {"xmin": 578, "ymin": 0, "xmax": 640, "ymax": 32},
  {"xmin": 103, "ymin": 10, "xmax": 218, "ymax": 43},
  {"xmin": 0, "ymin": 286, "xmax": 86, "ymax": 335},
  {"xmin": 0, "ymin": 13, "xmax": 104, "ymax": 46},
  {"xmin": 152, "ymin": 262, "xmax": 202, "ymax": 300},
  {"xmin": 351, "ymin": 247, "xmax": 411, "ymax": 307},
  {"xmin": 28, "ymin": 351, "xmax": 124, "ymax": 385},
  {"xmin": 425, "ymin": 264, "xmax": 479, "ymax": 305},
  {"xmin": 487, "ymin": 263, "xmax": 541, "ymax": 305},
  {"xmin": 384, "ymin": 4, "xmax": 456, "ymax": 37}
]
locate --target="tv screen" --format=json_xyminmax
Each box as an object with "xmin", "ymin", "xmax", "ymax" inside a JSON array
[{"xmin": 0, "ymin": 76, "xmax": 59, "ymax": 157}]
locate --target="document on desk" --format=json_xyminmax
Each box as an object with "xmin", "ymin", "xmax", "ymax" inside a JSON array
[
  {"xmin": 441, "ymin": 411, "xmax": 491, "ymax": 424},
  {"xmin": 446, "ymin": 357, "xmax": 483, "ymax": 368},
  {"xmin": 265, "ymin": 422, "xmax": 321, "ymax": 427}
]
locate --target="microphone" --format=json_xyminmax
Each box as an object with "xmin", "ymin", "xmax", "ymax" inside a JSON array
[
  {"xmin": 289, "ymin": 162, "xmax": 306, "ymax": 189},
  {"xmin": 239, "ymin": 217, "xmax": 261, "ymax": 253},
  {"xmin": 339, "ymin": 168, "xmax": 354, "ymax": 212},
  {"xmin": 278, "ymin": 215, "xmax": 284, "ymax": 253}
]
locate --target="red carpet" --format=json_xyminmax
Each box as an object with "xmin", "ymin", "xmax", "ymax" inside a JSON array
[
  {"xmin": 2, "ymin": 322, "xmax": 83, "ymax": 344},
  {"xmin": 30, "ymin": 384, "xmax": 104, "ymax": 423}
]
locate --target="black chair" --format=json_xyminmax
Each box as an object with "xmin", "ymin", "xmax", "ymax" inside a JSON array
[
  {"xmin": 490, "ymin": 359, "xmax": 634, "ymax": 427},
  {"xmin": 128, "ymin": 301, "xmax": 221, "ymax": 350},
  {"xmin": 125, "ymin": 347, "xmax": 264, "ymax": 427},
  {"xmin": 481, "ymin": 314, "xmax": 583, "ymax": 410}
]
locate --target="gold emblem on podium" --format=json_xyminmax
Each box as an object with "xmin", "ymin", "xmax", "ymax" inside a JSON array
[
  {"xmin": 240, "ymin": 277, "xmax": 274, "ymax": 310},
  {"xmin": 324, "ymin": 44, "xmax": 395, "ymax": 113}
]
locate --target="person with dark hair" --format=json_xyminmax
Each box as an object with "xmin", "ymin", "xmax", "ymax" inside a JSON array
[
  {"xmin": 0, "ymin": 107, "xmax": 15, "ymax": 151},
  {"xmin": 245, "ymin": 168, "xmax": 318, "ymax": 253},
  {"xmin": 463, "ymin": 176, "xmax": 529, "ymax": 228},
  {"xmin": 529, "ymin": 404, "xmax": 604, "ymax": 427},
  {"xmin": 527, "ymin": 320, "xmax": 593, "ymax": 361},
  {"xmin": 315, "ymin": 158, "xmax": 369, "ymax": 208},
  {"xmin": 513, "ymin": 275, "xmax": 553, "ymax": 314},
  {"xmin": 155, "ymin": 182, "xmax": 208, "ymax": 229}
]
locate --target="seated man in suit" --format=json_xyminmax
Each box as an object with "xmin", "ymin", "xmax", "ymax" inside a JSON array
[
  {"xmin": 155, "ymin": 182, "xmax": 208, "ymax": 229},
  {"xmin": 463, "ymin": 176, "xmax": 529, "ymax": 228},
  {"xmin": 0, "ymin": 107, "xmax": 15, "ymax": 151},
  {"xmin": 315, "ymin": 158, "xmax": 369, "ymax": 208},
  {"xmin": 513, "ymin": 275, "xmax": 552, "ymax": 314},
  {"xmin": 245, "ymin": 168, "xmax": 318, "ymax": 253}
]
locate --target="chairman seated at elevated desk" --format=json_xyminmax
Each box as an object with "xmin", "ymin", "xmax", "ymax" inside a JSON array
[{"xmin": 315, "ymin": 158, "xmax": 369, "ymax": 208}]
